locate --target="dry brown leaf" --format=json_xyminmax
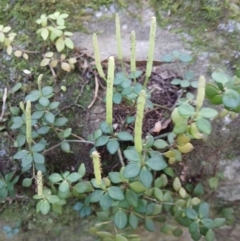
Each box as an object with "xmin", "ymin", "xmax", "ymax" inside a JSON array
[
  {"xmin": 150, "ymin": 120, "xmax": 162, "ymax": 133},
  {"xmin": 161, "ymin": 118, "xmax": 171, "ymax": 130}
]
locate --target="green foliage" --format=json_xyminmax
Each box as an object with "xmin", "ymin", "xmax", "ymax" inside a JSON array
[
  {"xmin": 3, "ymin": 222, "xmax": 20, "ymax": 239},
  {"xmin": 205, "ymin": 68, "xmax": 240, "ymax": 114},
  {"xmin": 0, "ymin": 172, "xmax": 19, "ymax": 201},
  {"xmin": 0, "ymin": 9, "xmax": 232, "ymax": 241}
]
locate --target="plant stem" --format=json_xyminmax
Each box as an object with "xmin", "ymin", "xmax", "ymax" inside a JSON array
[
  {"xmin": 42, "ymin": 140, "xmax": 94, "ymax": 154},
  {"xmin": 12, "ymin": 45, "xmax": 39, "ymax": 53},
  {"xmin": 55, "ymin": 128, "xmax": 85, "ymax": 140},
  {"xmin": 0, "ymin": 88, "xmax": 7, "ymax": 121},
  {"xmin": 152, "ymin": 103, "xmax": 172, "ymax": 111},
  {"xmin": 153, "ymin": 132, "xmax": 171, "ymax": 140},
  {"xmin": 175, "ymin": 60, "xmax": 184, "ymax": 80},
  {"xmin": 117, "ymin": 148, "xmax": 125, "ymax": 166}
]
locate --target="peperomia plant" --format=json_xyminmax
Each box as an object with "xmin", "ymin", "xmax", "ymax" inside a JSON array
[{"xmin": 1, "ymin": 11, "xmax": 231, "ymax": 241}]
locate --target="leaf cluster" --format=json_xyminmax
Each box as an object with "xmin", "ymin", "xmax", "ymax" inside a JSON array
[{"xmin": 205, "ymin": 68, "xmax": 240, "ymax": 114}]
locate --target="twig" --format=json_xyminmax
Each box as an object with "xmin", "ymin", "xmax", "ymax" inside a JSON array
[
  {"xmin": 154, "ymin": 132, "xmax": 171, "ymax": 140},
  {"xmin": 171, "ymin": 89, "xmax": 184, "ymax": 111},
  {"xmin": 117, "ymin": 148, "xmax": 125, "ymax": 166},
  {"xmin": 12, "ymin": 45, "xmax": 39, "ymax": 54},
  {"xmin": 55, "ymin": 128, "xmax": 85, "ymax": 140},
  {"xmin": 0, "ymin": 88, "xmax": 7, "ymax": 121},
  {"xmin": 42, "ymin": 139, "xmax": 94, "ymax": 154},
  {"xmin": 49, "ymin": 64, "xmax": 57, "ymax": 80},
  {"xmin": 152, "ymin": 103, "xmax": 171, "ymax": 111},
  {"xmin": 88, "ymin": 75, "xmax": 99, "ymax": 109},
  {"xmin": 175, "ymin": 60, "xmax": 185, "ymax": 80}
]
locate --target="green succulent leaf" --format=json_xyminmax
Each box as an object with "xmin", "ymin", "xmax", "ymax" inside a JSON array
[
  {"xmin": 146, "ymin": 156, "xmax": 167, "ymax": 171},
  {"xmin": 109, "ymin": 172, "xmax": 122, "ymax": 184},
  {"xmin": 13, "ymin": 150, "xmax": 29, "ymax": 159},
  {"xmin": 213, "ymin": 218, "xmax": 226, "ymax": 228},
  {"xmin": 208, "ymin": 177, "xmax": 219, "ymax": 190},
  {"xmin": 36, "ymin": 127, "xmax": 49, "ymax": 136},
  {"xmin": 108, "ymin": 186, "xmax": 124, "ymax": 201},
  {"xmin": 32, "ymin": 142, "xmax": 46, "ymax": 152},
  {"xmin": 39, "ymin": 96, "xmax": 50, "ymax": 107},
  {"xmin": 117, "ymin": 132, "xmax": 133, "ymax": 141},
  {"xmin": 212, "ymin": 71, "xmax": 230, "ymax": 85},
  {"xmin": 67, "ymin": 172, "xmax": 81, "ymax": 183},
  {"xmin": 22, "ymin": 153, "xmax": 33, "ymax": 167},
  {"xmin": 45, "ymin": 112, "xmax": 55, "ymax": 124},
  {"xmin": 178, "ymin": 105, "xmax": 195, "ymax": 116},
  {"xmin": 154, "ymin": 187, "xmax": 164, "ymax": 201},
  {"xmin": 100, "ymin": 193, "xmax": 112, "ymax": 211},
  {"xmin": 40, "ymin": 200, "xmax": 50, "ymax": 215},
  {"xmin": 125, "ymin": 189, "xmax": 138, "ymax": 207},
  {"xmin": 113, "ymin": 93, "xmax": 122, "ymax": 104},
  {"xmin": 191, "ymin": 231, "xmax": 202, "ymax": 241},
  {"xmin": 198, "ymin": 202, "xmax": 209, "ymax": 219},
  {"xmin": 42, "ymin": 86, "xmax": 53, "ymax": 96},
  {"xmin": 173, "ymin": 227, "xmax": 183, "ymax": 237},
  {"xmin": 25, "ymin": 90, "xmax": 40, "ymax": 102},
  {"xmin": 201, "ymin": 219, "xmax": 214, "ymax": 229},
  {"xmin": 59, "ymin": 180, "xmax": 69, "ymax": 192},
  {"xmin": 73, "ymin": 182, "xmax": 88, "ymax": 193},
  {"xmin": 10, "ymin": 82, "xmax": 22, "ymax": 94},
  {"xmin": 54, "ymin": 117, "xmax": 68, "ymax": 127},
  {"xmin": 95, "ymin": 136, "xmax": 110, "ymax": 147},
  {"xmin": 65, "ymin": 37, "xmax": 74, "ymax": 49},
  {"xmin": 49, "ymin": 102, "xmax": 60, "ymax": 110},
  {"xmin": 185, "ymin": 208, "xmax": 198, "ymax": 220},
  {"xmin": 129, "ymin": 181, "xmax": 146, "ymax": 193},
  {"xmin": 32, "ymin": 110, "xmax": 45, "ymax": 119},
  {"xmin": 90, "ymin": 190, "xmax": 104, "ymax": 203},
  {"xmin": 129, "ymin": 212, "xmax": 138, "ymax": 229},
  {"xmin": 193, "ymin": 183, "xmax": 204, "ymax": 196},
  {"xmin": 139, "ymin": 167, "xmax": 153, "ymax": 188},
  {"xmin": 78, "ymin": 163, "xmax": 86, "ymax": 178},
  {"xmin": 145, "ymin": 218, "xmax": 154, "ymax": 232},
  {"xmin": 179, "ymin": 53, "xmax": 192, "ymax": 63},
  {"xmin": 33, "ymin": 153, "xmax": 45, "ymax": 164},
  {"xmin": 223, "ymin": 89, "xmax": 240, "ymax": 110},
  {"xmin": 124, "ymin": 149, "xmax": 140, "ymax": 162},
  {"xmin": 171, "ymin": 79, "xmax": 181, "ymax": 85},
  {"xmin": 47, "ymin": 195, "xmax": 60, "ymax": 204},
  {"xmin": 196, "ymin": 118, "xmax": 211, "ymax": 134},
  {"xmin": 93, "ymin": 129, "xmax": 102, "ymax": 140},
  {"xmin": 180, "ymin": 80, "xmax": 190, "ymax": 88},
  {"xmin": 56, "ymin": 37, "xmax": 65, "ymax": 52},
  {"xmin": 189, "ymin": 221, "xmax": 199, "ymax": 234},
  {"xmin": 129, "ymin": 70, "xmax": 142, "ymax": 79},
  {"xmin": 100, "ymin": 121, "xmax": 111, "ymax": 134},
  {"xmin": 107, "ymin": 139, "xmax": 119, "ymax": 154},
  {"xmin": 162, "ymin": 54, "xmax": 174, "ymax": 62},
  {"xmin": 123, "ymin": 162, "xmax": 141, "ymax": 178},
  {"xmin": 49, "ymin": 173, "xmax": 63, "ymax": 183},
  {"xmin": 173, "ymin": 121, "xmax": 188, "ymax": 134},
  {"xmin": 153, "ymin": 139, "xmax": 168, "ymax": 149},
  {"xmin": 22, "ymin": 178, "xmax": 32, "ymax": 187},
  {"xmin": 198, "ymin": 108, "xmax": 218, "ymax": 118},
  {"xmin": 61, "ymin": 142, "xmax": 71, "ymax": 153},
  {"xmin": 205, "ymin": 229, "xmax": 215, "ymax": 241},
  {"xmin": 114, "ymin": 209, "xmax": 128, "ymax": 230}
]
